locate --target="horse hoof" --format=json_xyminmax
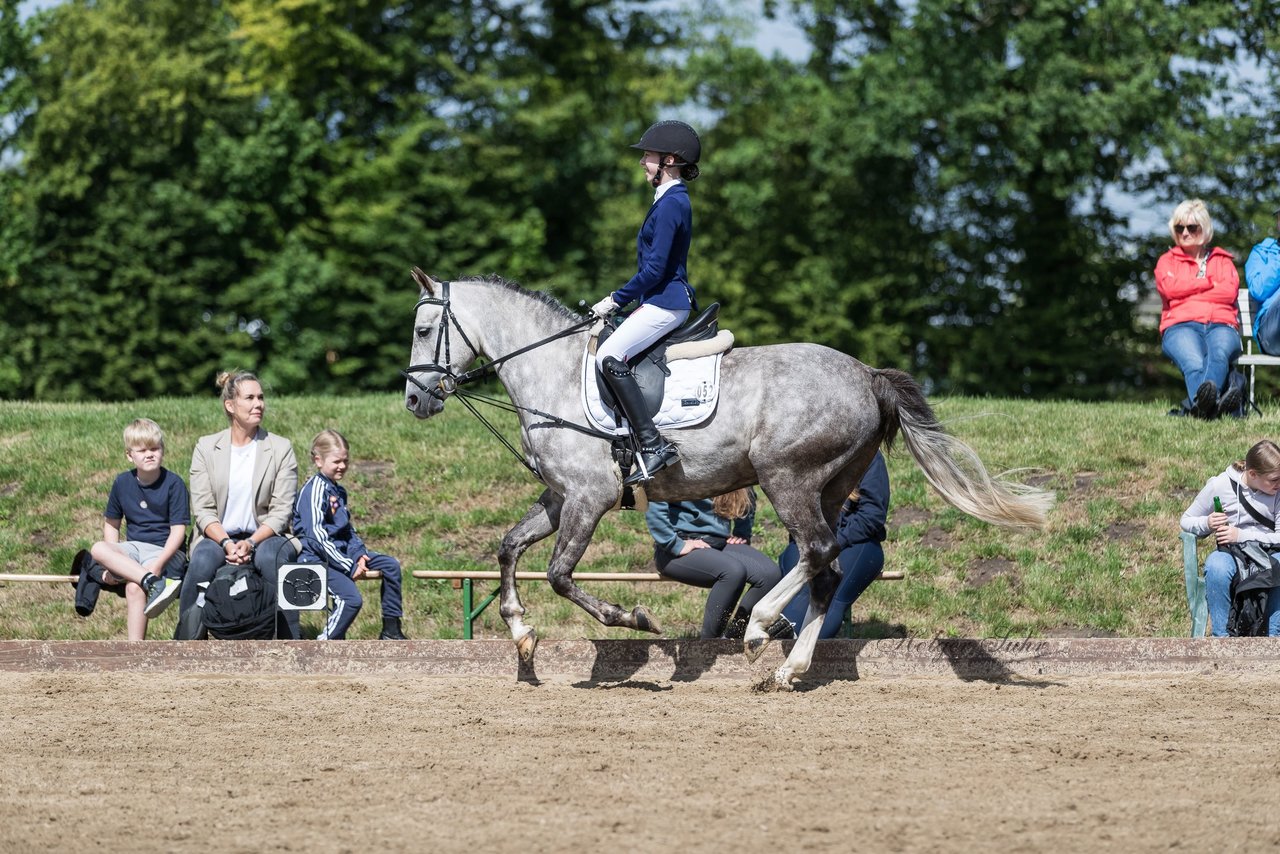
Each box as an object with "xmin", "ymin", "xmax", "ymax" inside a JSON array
[
  {"xmin": 516, "ymin": 628, "xmax": 538, "ymax": 662},
  {"xmin": 631, "ymin": 605, "xmax": 662, "ymax": 635},
  {"xmin": 743, "ymin": 627, "xmax": 771, "ymax": 662},
  {"xmin": 751, "ymin": 670, "xmax": 795, "ymax": 693}
]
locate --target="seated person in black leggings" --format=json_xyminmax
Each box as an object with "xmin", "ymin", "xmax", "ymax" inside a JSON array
[
  {"xmin": 778, "ymin": 451, "xmax": 889, "ymax": 638},
  {"xmin": 645, "ymin": 488, "xmax": 782, "ymax": 639}
]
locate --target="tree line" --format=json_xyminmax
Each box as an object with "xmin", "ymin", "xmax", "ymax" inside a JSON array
[{"xmin": 2, "ymin": 0, "xmax": 1278, "ymax": 401}]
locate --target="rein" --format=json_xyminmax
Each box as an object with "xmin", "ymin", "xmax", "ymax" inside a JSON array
[{"xmin": 400, "ymin": 280, "xmax": 617, "ymax": 479}]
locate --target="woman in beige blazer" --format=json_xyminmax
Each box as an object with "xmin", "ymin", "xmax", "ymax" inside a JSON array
[{"xmin": 175, "ymin": 370, "xmax": 300, "ymax": 638}]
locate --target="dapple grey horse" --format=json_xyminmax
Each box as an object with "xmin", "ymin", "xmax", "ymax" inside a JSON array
[{"xmin": 403, "ymin": 269, "xmax": 1053, "ymax": 688}]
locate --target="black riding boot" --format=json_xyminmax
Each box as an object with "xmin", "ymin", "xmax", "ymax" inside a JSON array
[{"xmin": 600, "ymin": 356, "xmax": 679, "ymax": 485}]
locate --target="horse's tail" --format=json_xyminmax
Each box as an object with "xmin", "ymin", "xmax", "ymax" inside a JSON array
[{"xmin": 870, "ymin": 368, "xmax": 1054, "ymax": 530}]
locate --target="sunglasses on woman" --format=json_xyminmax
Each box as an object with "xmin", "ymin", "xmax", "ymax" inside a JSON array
[{"xmin": 1174, "ymin": 223, "xmax": 1201, "ymax": 234}]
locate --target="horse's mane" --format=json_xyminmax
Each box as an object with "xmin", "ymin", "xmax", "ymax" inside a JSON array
[{"xmin": 458, "ymin": 274, "xmax": 580, "ymax": 323}]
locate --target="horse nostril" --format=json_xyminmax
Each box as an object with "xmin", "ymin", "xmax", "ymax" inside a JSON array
[{"xmin": 407, "ymin": 394, "xmax": 418, "ymax": 409}]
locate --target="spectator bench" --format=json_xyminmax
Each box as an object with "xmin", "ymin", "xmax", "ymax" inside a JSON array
[
  {"xmin": 0, "ymin": 572, "xmax": 384, "ymax": 583},
  {"xmin": 1, "ymin": 569, "xmax": 904, "ymax": 640},
  {"xmin": 412, "ymin": 568, "xmax": 904, "ymax": 640},
  {"xmin": 1236, "ymin": 289, "xmax": 1280, "ymax": 411}
]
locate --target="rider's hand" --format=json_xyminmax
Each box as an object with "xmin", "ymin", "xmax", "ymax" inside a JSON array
[{"xmin": 591, "ymin": 295, "xmax": 618, "ymax": 318}]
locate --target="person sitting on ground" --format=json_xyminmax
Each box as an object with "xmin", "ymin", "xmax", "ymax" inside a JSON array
[
  {"xmin": 1155, "ymin": 198, "xmax": 1243, "ymax": 419},
  {"xmin": 73, "ymin": 418, "xmax": 188, "ymax": 640},
  {"xmin": 176, "ymin": 370, "xmax": 300, "ymax": 639},
  {"xmin": 291, "ymin": 429, "xmax": 408, "ymax": 640},
  {"xmin": 776, "ymin": 451, "xmax": 889, "ymax": 639},
  {"xmin": 1181, "ymin": 439, "xmax": 1280, "ymax": 637},
  {"xmin": 1246, "ymin": 205, "xmax": 1280, "ymax": 356},
  {"xmin": 644, "ymin": 487, "xmax": 786, "ymax": 640}
]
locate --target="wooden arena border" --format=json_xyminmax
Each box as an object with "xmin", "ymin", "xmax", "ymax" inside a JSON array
[{"xmin": 2, "ymin": 638, "xmax": 1280, "ymax": 682}]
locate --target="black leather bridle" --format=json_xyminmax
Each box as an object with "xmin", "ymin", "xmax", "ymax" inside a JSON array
[{"xmin": 399, "ymin": 280, "xmax": 612, "ymax": 478}]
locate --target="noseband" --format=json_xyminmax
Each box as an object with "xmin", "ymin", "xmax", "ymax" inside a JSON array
[{"xmin": 401, "ymin": 280, "xmax": 480, "ymax": 400}]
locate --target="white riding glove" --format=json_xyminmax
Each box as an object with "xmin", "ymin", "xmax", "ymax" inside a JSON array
[{"xmin": 591, "ymin": 295, "xmax": 619, "ymax": 318}]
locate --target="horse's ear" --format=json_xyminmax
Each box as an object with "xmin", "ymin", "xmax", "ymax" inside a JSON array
[{"xmin": 410, "ymin": 266, "xmax": 439, "ymax": 297}]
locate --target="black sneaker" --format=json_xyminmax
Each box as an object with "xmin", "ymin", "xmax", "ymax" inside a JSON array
[
  {"xmin": 142, "ymin": 575, "xmax": 181, "ymax": 619},
  {"xmin": 722, "ymin": 614, "xmax": 748, "ymax": 640},
  {"xmin": 378, "ymin": 617, "xmax": 408, "ymax": 640},
  {"xmin": 1217, "ymin": 381, "xmax": 1243, "ymax": 419},
  {"xmin": 765, "ymin": 617, "xmax": 796, "ymax": 641},
  {"xmin": 1192, "ymin": 380, "xmax": 1218, "ymax": 419}
]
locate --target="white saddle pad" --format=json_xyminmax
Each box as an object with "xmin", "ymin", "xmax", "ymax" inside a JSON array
[{"xmin": 581, "ymin": 349, "xmax": 722, "ymax": 436}]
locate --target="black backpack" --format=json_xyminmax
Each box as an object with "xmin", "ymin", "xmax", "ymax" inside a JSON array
[
  {"xmin": 1221, "ymin": 481, "xmax": 1280, "ymax": 636},
  {"xmin": 201, "ymin": 563, "xmax": 278, "ymax": 640},
  {"xmin": 1223, "ymin": 541, "xmax": 1278, "ymax": 637}
]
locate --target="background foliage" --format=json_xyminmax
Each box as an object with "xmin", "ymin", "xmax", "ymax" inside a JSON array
[{"xmin": 2, "ymin": 0, "xmax": 1280, "ymax": 401}]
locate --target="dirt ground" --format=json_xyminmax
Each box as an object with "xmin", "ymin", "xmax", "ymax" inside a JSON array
[{"xmin": 3, "ymin": 669, "xmax": 1280, "ymax": 852}]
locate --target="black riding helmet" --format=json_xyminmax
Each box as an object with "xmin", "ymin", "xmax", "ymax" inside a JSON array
[{"xmin": 629, "ymin": 120, "xmax": 701, "ymax": 167}]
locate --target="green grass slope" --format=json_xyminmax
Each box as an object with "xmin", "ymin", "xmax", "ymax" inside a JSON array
[{"xmin": 0, "ymin": 393, "xmax": 1269, "ymax": 640}]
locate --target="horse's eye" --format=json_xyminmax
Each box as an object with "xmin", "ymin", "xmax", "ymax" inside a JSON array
[{"xmin": 416, "ymin": 327, "xmax": 431, "ymax": 339}]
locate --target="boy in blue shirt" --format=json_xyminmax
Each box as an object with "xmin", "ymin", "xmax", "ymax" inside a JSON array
[
  {"xmin": 291, "ymin": 429, "xmax": 407, "ymax": 640},
  {"xmin": 77, "ymin": 419, "xmax": 188, "ymax": 639}
]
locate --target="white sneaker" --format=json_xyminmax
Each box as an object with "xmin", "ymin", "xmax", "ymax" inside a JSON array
[{"xmin": 143, "ymin": 576, "xmax": 182, "ymax": 619}]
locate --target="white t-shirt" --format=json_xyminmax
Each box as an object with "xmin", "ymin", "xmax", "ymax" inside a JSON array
[{"xmin": 222, "ymin": 440, "xmax": 258, "ymax": 536}]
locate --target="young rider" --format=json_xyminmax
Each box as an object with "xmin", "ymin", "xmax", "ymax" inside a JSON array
[{"xmin": 591, "ymin": 120, "xmax": 701, "ymax": 485}]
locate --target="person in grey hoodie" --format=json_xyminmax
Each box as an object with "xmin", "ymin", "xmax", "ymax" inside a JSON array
[{"xmin": 1181, "ymin": 439, "xmax": 1280, "ymax": 636}]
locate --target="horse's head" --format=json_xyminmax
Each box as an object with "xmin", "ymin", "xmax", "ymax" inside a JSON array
[{"xmin": 403, "ymin": 267, "xmax": 479, "ymax": 419}]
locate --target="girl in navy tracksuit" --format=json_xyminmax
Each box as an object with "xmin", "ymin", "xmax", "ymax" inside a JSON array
[
  {"xmin": 291, "ymin": 429, "xmax": 407, "ymax": 640},
  {"xmin": 590, "ymin": 120, "xmax": 702, "ymax": 485}
]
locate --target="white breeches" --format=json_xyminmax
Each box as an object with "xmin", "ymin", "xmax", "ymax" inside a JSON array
[{"xmin": 595, "ymin": 304, "xmax": 690, "ymax": 368}]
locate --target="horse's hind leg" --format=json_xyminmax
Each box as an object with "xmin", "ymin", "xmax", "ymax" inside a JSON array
[
  {"xmin": 744, "ymin": 479, "xmax": 846, "ymax": 663},
  {"xmin": 545, "ymin": 497, "xmax": 662, "ymax": 634},
  {"xmin": 768, "ymin": 606, "xmax": 829, "ymax": 686},
  {"xmin": 499, "ymin": 489, "xmax": 562, "ymax": 661}
]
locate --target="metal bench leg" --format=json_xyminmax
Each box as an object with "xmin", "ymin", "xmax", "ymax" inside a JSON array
[{"xmin": 461, "ymin": 578, "xmax": 503, "ymax": 639}]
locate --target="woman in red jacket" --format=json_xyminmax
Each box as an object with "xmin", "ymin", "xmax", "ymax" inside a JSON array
[{"xmin": 1156, "ymin": 199, "xmax": 1242, "ymax": 419}]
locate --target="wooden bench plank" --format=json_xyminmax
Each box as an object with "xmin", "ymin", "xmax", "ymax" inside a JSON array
[
  {"xmin": 412, "ymin": 569, "xmax": 905, "ymax": 639},
  {"xmin": 0, "ymin": 571, "xmax": 383, "ymax": 584}
]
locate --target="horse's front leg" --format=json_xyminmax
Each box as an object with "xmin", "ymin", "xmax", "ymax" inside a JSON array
[
  {"xmin": 545, "ymin": 497, "xmax": 662, "ymax": 634},
  {"xmin": 498, "ymin": 489, "xmax": 563, "ymax": 662}
]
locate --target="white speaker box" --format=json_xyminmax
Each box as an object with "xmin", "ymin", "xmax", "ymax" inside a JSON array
[{"xmin": 277, "ymin": 563, "xmax": 327, "ymax": 611}]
